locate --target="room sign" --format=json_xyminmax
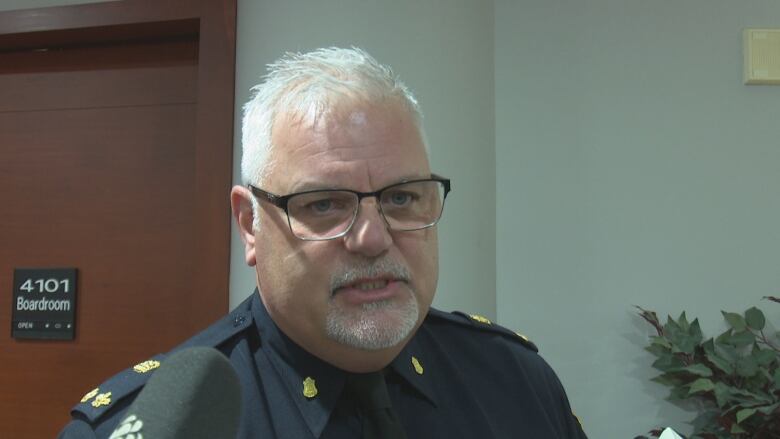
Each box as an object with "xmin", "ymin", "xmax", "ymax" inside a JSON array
[{"xmin": 12, "ymin": 268, "xmax": 77, "ymax": 340}]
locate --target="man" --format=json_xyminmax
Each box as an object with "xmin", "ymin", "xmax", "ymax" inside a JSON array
[{"xmin": 60, "ymin": 47, "xmax": 587, "ymax": 438}]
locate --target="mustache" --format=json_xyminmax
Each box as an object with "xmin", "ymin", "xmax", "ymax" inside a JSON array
[{"xmin": 330, "ymin": 258, "xmax": 412, "ymax": 292}]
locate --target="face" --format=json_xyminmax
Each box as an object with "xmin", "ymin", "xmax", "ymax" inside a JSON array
[{"xmin": 234, "ymin": 98, "xmax": 439, "ymax": 371}]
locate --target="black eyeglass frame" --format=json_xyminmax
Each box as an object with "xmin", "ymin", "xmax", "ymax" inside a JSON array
[{"xmin": 248, "ymin": 174, "xmax": 451, "ymax": 241}]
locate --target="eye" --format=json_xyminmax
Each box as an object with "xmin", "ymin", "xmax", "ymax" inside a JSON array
[
  {"xmin": 388, "ymin": 191, "xmax": 414, "ymax": 206},
  {"xmin": 310, "ymin": 199, "xmax": 333, "ymax": 213},
  {"xmin": 291, "ymin": 191, "xmax": 355, "ymax": 219},
  {"xmin": 300, "ymin": 194, "xmax": 352, "ymax": 215}
]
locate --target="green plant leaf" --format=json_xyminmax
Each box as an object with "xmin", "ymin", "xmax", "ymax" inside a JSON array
[
  {"xmin": 729, "ymin": 386, "xmax": 773, "ymax": 404},
  {"xmin": 713, "ymin": 382, "xmax": 732, "ymax": 408},
  {"xmin": 651, "ymin": 373, "xmax": 686, "ymax": 387},
  {"xmin": 751, "ymin": 346, "xmax": 776, "ymax": 367},
  {"xmin": 726, "ymin": 330, "xmax": 756, "ymax": 348},
  {"xmin": 722, "ymin": 311, "xmax": 746, "ymax": 331},
  {"xmin": 665, "ymin": 315, "xmax": 681, "ymax": 333},
  {"xmin": 715, "ymin": 344, "xmax": 739, "ymax": 363},
  {"xmin": 688, "ymin": 378, "xmax": 715, "ymax": 395},
  {"xmin": 678, "ymin": 311, "xmax": 690, "ymax": 332},
  {"xmin": 702, "ymin": 338, "xmax": 716, "ymax": 355},
  {"xmin": 736, "ymin": 356, "xmax": 759, "ymax": 377},
  {"xmin": 730, "ymin": 422, "xmax": 747, "ymax": 434},
  {"xmin": 689, "ymin": 318, "xmax": 703, "ymax": 342},
  {"xmin": 744, "ymin": 307, "xmax": 765, "ymax": 331},
  {"xmin": 773, "ymin": 369, "xmax": 780, "ymax": 390},
  {"xmin": 736, "ymin": 407, "xmax": 757, "ymax": 424},
  {"xmin": 646, "ymin": 336, "xmax": 672, "ymax": 356},
  {"xmin": 645, "ymin": 344, "xmax": 669, "ymax": 357},
  {"xmin": 672, "ymin": 333, "xmax": 698, "ymax": 354},
  {"xmin": 664, "ymin": 316, "xmax": 700, "ymax": 354},
  {"xmin": 668, "ymin": 385, "xmax": 689, "ymax": 401},
  {"xmin": 743, "ymin": 373, "xmax": 770, "ymax": 396},
  {"xmin": 711, "ymin": 383, "xmax": 769, "ymax": 409},
  {"xmin": 691, "ymin": 409, "xmax": 720, "ymax": 433},
  {"xmin": 683, "ymin": 363, "xmax": 713, "ymax": 377},
  {"xmin": 705, "ymin": 349, "xmax": 734, "ymax": 375},
  {"xmin": 652, "ymin": 354, "xmax": 685, "ymax": 372},
  {"xmin": 651, "ymin": 336, "xmax": 672, "ymax": 349},
  {"xmin": 756, "ymin": 391, "xmax": 774, "ymax": 404},
  {"xmin": 665, "ymin": 317, "xmax": 693, "ymax": 353},
  {"xmin": 758, "ymin": 402, "xmax": 779, "ymax": 415},
  {"xmin": 715, "ymin": 328, "xmax": 733, "ymax": 345}
]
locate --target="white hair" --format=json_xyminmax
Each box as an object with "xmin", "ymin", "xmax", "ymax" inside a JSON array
[{"xmin": 241, "ymin": 47, "xmax": 428, "ymax": 229}]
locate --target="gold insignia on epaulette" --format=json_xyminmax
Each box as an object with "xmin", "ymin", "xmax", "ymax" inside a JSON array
[
  {"xmin": 302, "ymin": 377, "xmax": 318, "ymax": 399},
  {"xmin": 80, "ymin": 387, "xmax": 99, "ymax": 403},
  {"xmin": 133, "ymin": 360, "xmax": 160, "ymax": 374},
  {"xmin": 514, "ymin": 332, "xmax": 530, "ymax": 343},
  {"xmin": 91, "ymin": 392, "xmax": 112, "ymax": 408},
  {"xmin": 411, "ymin": 356, "xmax": 424, "ymax": 375},
  {"xmin": 469, "ymin": 314, "xmax": 492, "ymax": 325}
]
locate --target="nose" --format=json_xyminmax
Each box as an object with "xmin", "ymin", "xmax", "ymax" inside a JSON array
[{"xmin": 342, "ymin": 197, "xmax": 392, "ymax": 257}]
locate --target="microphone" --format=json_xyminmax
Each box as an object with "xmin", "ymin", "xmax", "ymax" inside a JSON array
[{"xmin": 108, "ymin": 347, "xmax": 241, "ymax": 439}]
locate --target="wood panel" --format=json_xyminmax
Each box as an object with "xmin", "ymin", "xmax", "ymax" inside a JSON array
[{"xmin": 0, "ymin": 1, "xmax": 236, "ymax": 436}]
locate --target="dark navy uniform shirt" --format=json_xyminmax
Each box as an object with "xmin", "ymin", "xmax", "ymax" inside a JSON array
[{"xmin": 59, "ymin": 292, "xmax": 588, "ymax": 438}]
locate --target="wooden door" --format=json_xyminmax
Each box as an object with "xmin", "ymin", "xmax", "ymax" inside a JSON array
[{"xmin": 0, "ymin": 1, "xmax": 236, "ymax": 437}]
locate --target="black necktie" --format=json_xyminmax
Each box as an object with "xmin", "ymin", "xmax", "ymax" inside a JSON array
[{"xmin": 345, "ymin": 371, "xmax": 408, "ymax": 439}]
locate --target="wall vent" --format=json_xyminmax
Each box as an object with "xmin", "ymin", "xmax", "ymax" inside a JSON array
[{"xmin": 744, "ymin": 29, "xmax": 780, "ymax": 85}]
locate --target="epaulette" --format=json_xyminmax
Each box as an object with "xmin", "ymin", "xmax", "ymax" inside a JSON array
[
  {"xmin": 428, "ymin": 308, "xmax": 539, "ymax": 353},
  {"xmin": 70, "ymin": 299, "xmax": 254, "ymax": 424},
  {"xmin": 71, "ymin": 353, "xmax": 167, "ymax": 423}
]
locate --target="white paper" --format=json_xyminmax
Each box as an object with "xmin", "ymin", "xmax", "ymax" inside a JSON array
[{"xmin": 658, "ymin": 427, "xmax": 684, "ymax": 439}]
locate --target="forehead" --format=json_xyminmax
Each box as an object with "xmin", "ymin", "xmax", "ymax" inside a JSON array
[{"xmin": 268, "ymin": 99, "xmax": 429, "ymax": 191}]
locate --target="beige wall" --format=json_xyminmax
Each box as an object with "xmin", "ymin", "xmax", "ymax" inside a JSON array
[{"xmin": 496, "ymin": 0, "xmax": 780, "ymax": 436}]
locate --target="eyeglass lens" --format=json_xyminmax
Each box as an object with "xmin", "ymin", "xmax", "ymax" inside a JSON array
[{"xmin": 286, "ymin": 181, "xmax": 445, "ymax": 240}]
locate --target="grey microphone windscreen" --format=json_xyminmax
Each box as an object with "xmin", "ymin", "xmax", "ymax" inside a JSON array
[{"xmin": 108, "ymin": 347, "xmax": 241, "ymax": 439}]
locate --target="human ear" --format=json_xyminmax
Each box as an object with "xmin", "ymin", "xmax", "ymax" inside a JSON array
[{"xmin": 230, "ymin": 186, "xmax": 257, "ymax": 266}]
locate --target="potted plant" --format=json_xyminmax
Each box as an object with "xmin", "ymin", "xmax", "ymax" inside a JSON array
[{"xmin": 635, "ymin": 297, "xmax": 780, "ymax": 438}]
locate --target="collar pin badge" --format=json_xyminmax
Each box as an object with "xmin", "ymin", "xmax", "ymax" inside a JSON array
[
  {"xmin": 302, "ymin": 376, "xmax": 318, "ymax": 399},
  {"xmin": 411, "ymin": 356, "xmax": 424, "ymax": 375}
]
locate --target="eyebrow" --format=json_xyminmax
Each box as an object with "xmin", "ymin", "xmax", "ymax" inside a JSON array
[{"xmin": 289, "ymin": 174, "xmax": 430, "ymax": 194}]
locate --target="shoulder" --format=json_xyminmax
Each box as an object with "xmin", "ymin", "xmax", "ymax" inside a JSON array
[
  {"xmin": 424, "ymin": 307, "xmax": 539, "ymax": 353},
  {"xmin": 62, "ymin": 297, "xmax": 255, "ymax": 434},
  {"xmin": 419, "ymin": 308, "xmax": 587, "ymax": 437},
  {"xmin": 418, "ymin": 308, "xmax": 568, "ymax": 404},
  {"xmin": 419, "ymin": 308, "xmax": 560, "ymax": 386}
]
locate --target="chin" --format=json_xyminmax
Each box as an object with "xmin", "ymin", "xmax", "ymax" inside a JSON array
[{"xmin": 325, "ymin": 297, "xmax": 419, "ymax": 351}]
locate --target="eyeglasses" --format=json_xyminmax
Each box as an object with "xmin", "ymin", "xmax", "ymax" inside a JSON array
[{"xmin": 249, "ymin": 174, "xmax": 451, "ymax": 241}]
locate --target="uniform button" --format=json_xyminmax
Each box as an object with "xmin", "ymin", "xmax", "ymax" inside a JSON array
[{"xmin": 233, "ymin": 315, "xmax": 246, "ymax": 327}]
